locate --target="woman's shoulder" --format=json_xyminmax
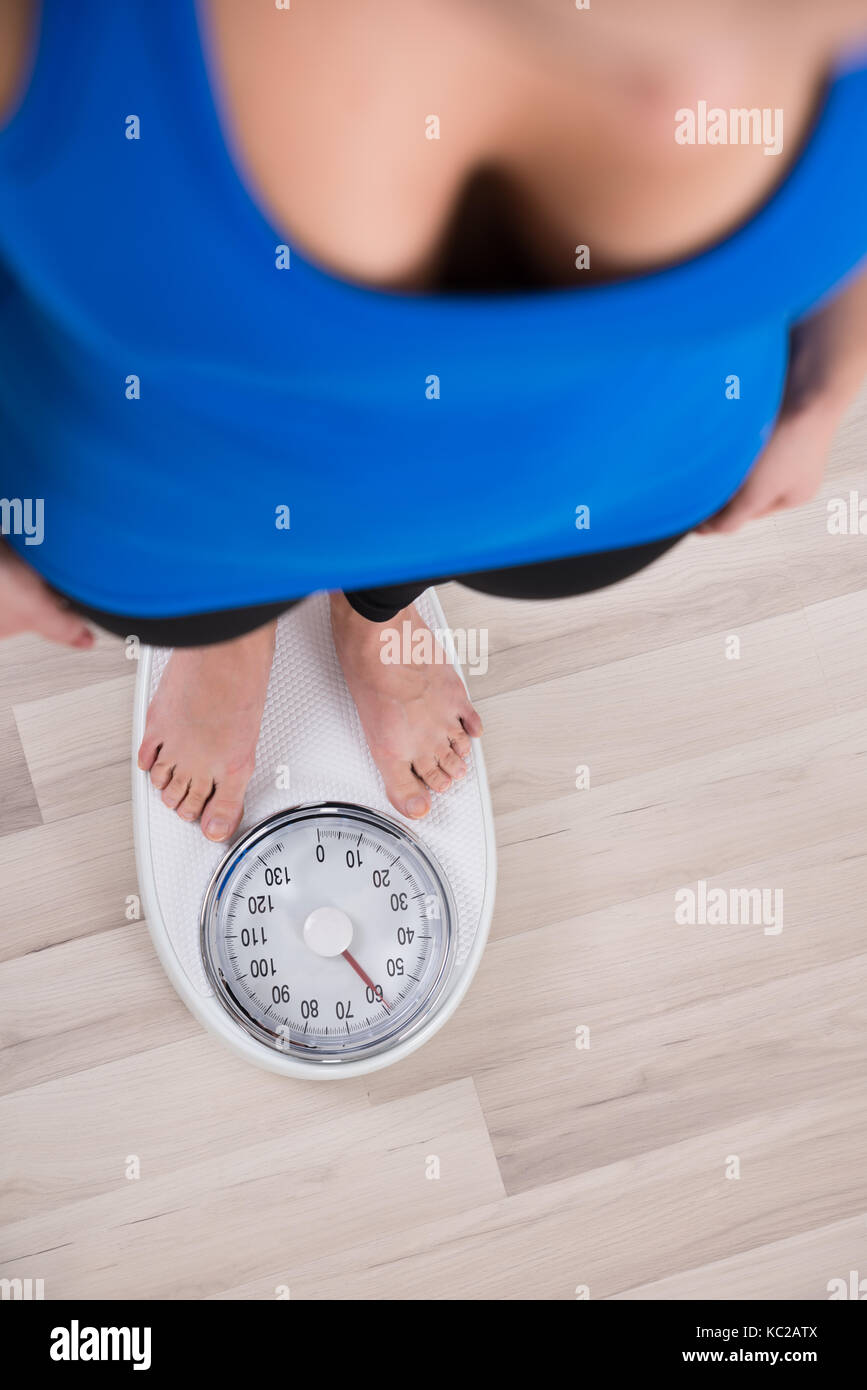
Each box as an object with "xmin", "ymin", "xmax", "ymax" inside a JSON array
[{"xmin": 0, "ymin": 0, "xmax": 37, "ymax": 129}]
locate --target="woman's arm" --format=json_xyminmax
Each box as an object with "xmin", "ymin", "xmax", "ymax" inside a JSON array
[
  {"xmin": 700, "ymin": 264, "xmax": 867, "ymax": 533},
  {"xmin": 783, "ymin": 264, "xmax": 867, "ymax": 417},
  {"xmin": 0, "ymin": 0, "xmax": 34, "ymax": 128}
]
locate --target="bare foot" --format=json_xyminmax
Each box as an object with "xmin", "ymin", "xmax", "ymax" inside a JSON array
[
  {"xmin": 137, "ymin": 621, "xmax": 277, "ymax": 842},
  {"xmin": 329, "ymin": 592, "xmax": 483, "ymax": 820}
]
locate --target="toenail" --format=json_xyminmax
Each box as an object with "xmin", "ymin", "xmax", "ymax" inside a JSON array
[
  {"xmin": 179, "ymin": 810, "xmax": 196, "ymax": 822},
  {"xmin": 406, "ymin": 796, "xmax": 428, "ymax": 818},
  {"xmin": 205, "ymin": 818, "xmax": 229, "ymax": 839}
]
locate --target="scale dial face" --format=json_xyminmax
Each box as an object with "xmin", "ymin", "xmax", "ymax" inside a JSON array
[{"xmin": 201, "ymin": 804, "xmax": 457, "ymax": 1063}]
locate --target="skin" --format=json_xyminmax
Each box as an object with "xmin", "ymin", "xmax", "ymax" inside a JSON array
[{"xmin": 1, "ymin": 0, "xmax": 867, "ymax": 841}]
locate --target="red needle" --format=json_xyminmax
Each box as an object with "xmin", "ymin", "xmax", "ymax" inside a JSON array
[{"xmin": 342, "ymin": 950, "xmax": 390, "ymax": 1013}]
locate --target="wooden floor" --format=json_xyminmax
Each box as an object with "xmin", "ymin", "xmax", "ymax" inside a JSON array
[{"xmin": 2, "ymin": 397, "xmax": 867, "ymax": 1301}]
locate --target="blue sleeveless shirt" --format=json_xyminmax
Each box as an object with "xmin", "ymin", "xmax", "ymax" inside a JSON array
[{"xmin": 1, "ymin": 2, "xmax": 866, "ymax": 617}]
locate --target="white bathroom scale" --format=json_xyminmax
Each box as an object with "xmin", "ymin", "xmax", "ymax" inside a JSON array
[{"xmin": 132, "ymin": 589, "xmax": 496, "ymax": 1079}]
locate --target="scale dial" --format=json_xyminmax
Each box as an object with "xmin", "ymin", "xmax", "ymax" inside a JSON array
[{"xmin": 201, "ymin": 804, "xmax": 457, "ymax": 1063}]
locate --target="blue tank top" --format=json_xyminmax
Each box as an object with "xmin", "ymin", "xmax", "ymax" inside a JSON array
[{"xmin": 1, "ymin": 3, "xmax": 866, "ymax": 617}]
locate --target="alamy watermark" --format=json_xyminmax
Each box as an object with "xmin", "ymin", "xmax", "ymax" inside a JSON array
[
  {"xmin": 827, "ymin": 1270, "xmax": 867, "ymax": 1299},
  {"xmin": 675, "ymin": 102, "xmax": 784, "ymax": 157},
  {"xmin": 675, "ymin": 879, "xmax": 783, "ymax": 936},
  {"xmin": 50, "ymin": 1321, "xmax": 151, "ymax": 1371},
  {"xmin": 0, "ymin": 497, "xmax": 44, "ymax": 545},
  {"xmin": 1, "ymin": 1277, "xmax": 44, "ymax": 1300},
  {"xmin": 380, "ymin": 621, "xmax": 488, "ymax": 676},
  {"xmin": 827, "ymin": 492, "xmax": 867, "ymax": 535}
]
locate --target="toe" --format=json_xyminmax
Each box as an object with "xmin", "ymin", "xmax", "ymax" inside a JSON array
[
  {"xmin": 438, "ymin": 747, "xmax": 466, "ymax": 781},
  {"xmin": 162, "ymin": 770, "xmax": 192, "ymax": 810},
  {"xmin": 450, "ymin": 728, "xmax": 472, "ymax": 759},
  {"xmin": 460, "ymin": 705, "xmax": 484, "ymax": 739},
  {"xmin": 137, "ymin": 736, "xmax": 160, "ymax": 772},
  {"xmin": 201, "ymin": 775, "xmax": 246, "ymax": 843},
  {"xmin": 416, "ymin": 760, "xmax": 451, "ymax": 794},
  {"xmin": 150, "ymin": 759, "xmax": 175, "ymax": 791},
  {"xmin": 177, "ymin": 776, "xmax": 214, "ymax": 823},
  {"xmin": 380, "ymin": 758, "xmax": 431, "ymax": 819}
]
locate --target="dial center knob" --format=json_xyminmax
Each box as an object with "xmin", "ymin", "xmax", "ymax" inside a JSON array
[{"xmin": 303, "ymin": 905, "xmax": 354, "ymax": 957}]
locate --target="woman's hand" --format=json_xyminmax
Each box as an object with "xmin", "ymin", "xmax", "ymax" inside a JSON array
[
  {"xmin": 702, "ymin": 263, "xmax": 867, "ymax": 536},
  {"xmin": 697, "ymin": 401, "xmax": 838, "ymax": 535},
  {"xmin": 0, "ymin": 542, "xmax": 94, "ymax": 647}
]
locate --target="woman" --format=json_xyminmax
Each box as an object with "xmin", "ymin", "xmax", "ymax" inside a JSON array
[{"xmin": 2, "ymin": 0, "xmax": 866, "ymax": 843}]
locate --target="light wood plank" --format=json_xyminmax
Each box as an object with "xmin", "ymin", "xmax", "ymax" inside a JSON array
[{"xmin": 13, "ymin": 675, "xmax": 134, "ymax": 823}]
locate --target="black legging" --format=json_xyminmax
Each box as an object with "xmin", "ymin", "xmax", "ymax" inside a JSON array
[{"xmin": 64, "ymin": 531, "xmax": 686, "ymax": 647}]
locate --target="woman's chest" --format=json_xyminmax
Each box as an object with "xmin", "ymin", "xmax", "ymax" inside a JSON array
[{"xmin": 202, "ymin": 0, "xmax": 831, "ymax": 292}]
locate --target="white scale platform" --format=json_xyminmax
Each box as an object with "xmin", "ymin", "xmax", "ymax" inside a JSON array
[{"xmin": 132, "ymin": 589, "xmax": 496, "ymax": 1078}]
